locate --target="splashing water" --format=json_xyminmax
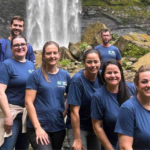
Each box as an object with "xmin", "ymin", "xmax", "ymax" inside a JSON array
[{"xmin": 26, "ymin": 0, "xmax": 81, "ymax": 50}]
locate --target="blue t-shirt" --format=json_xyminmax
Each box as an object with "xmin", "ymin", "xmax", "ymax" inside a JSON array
[
  {"xmin": 66, "ymin": 70, "xmax": 103, "ymax": 131},
  {"xmin": 26, "ymin": 68, "xmax": 71, "ymax": 132},
  {"xmin": 94, "ymin": 45, "xmax": 122, "ymax": 70},
  {"xmin": 91, "ymin": 82, "xmax": 136, "ymax": 148},
  {"xmin": 5, "ymin": 39, "xmax": 12, "ymax": 60},
  {"xmin": 0, "ymin": 58, "xmax": 35, "ymax": 107},
  {"xmin": 115, "ymin": 96, "xmax": 150, "ymax": 150}
]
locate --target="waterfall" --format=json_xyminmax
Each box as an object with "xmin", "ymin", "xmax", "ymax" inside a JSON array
[{"xmin": 26, "ymin": 0, "xmax": 82, "ymax": 50}]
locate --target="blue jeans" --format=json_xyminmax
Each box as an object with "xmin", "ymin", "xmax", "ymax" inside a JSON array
[{"xmin": 0, "ymin": 117, "xmax": 29, "ymax": 150}]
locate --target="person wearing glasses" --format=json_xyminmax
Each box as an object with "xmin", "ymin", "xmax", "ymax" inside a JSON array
[
  {"xmin": 0, "ymin": 35, "xmax": 35, "ymax": 150},
  {"xmin": 94, "ymin": 28, "xmax": 122, "ymax": 70},
  {"xmin": 0, "ymin": 15, "xmax": 35, "ymax": 64}
]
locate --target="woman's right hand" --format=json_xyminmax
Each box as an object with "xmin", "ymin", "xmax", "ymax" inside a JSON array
[
  {"xmin": 35, "ymin": 127, "xmax": 50, "ymax": 145},
  {"xmin": 72, "ymin": 139, "xmax": 84, "ymax": 150},
  {"xmin": 4, "ymin": 116, "xmax": 13, "ymax": 134}
]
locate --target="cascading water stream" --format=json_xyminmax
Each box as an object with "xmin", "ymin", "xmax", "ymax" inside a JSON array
[{"xmin": 26, "ymin": 0, "xmax": 81, "ymax": 50}]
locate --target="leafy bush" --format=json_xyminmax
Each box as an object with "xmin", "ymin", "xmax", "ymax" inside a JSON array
[
  {"xmin": 58, "ymin": 59, "xmax": 72, "ymax": 67},
  {"xmin": 123, "ymin": 43, "xmax": 150, "ymax": 58},
  {"xmin": 79, "ymin": 42, "xmax": 88, "ymax": 52}
]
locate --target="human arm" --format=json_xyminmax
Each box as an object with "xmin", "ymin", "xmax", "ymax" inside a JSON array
[
  {"xmin": 118, "ymin": 59, "xmax": 122, "ymax": 65},
  {"xmin": 0, "ymin": 83, "xmax": 13, "ymax": 134},
  {"xmin": 92, "ymin": 119, "xmax": 114, "ymax": 150},
  {"xmin": 115, "ymin": 104, "xmax": 135, "ymax": 150},
  {"xmin": 118, "ymin": 134, "xmax": 133, "ymax": 150},
  {"xmin": 25, "ymin": 89, "xmax": 50, "ymax": 145},
  {"xmin": 70, "ymin": 105, "xmax": 84, "ymax": 150},
  {"xmin": 63, "ymin": 96, "xmax": 68, "ymax": 118}
]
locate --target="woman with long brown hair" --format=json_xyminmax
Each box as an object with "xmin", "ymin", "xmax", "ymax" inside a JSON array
[{"xmin": 25, "ymin": 41, "xmax": 71, "ymax": 150}]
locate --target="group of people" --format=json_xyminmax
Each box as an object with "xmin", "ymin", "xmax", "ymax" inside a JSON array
[{"xmin": 0, "ymin": 15, "xmax": 150, "ymax": 150}]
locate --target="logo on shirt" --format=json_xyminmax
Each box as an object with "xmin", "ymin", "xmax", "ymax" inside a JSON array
[
  {"xmin": 108, "ymin": 50, "xmax": 116, "ymax": 55},
  {"xmin": 57, "ymin": 81, "xmax": 67, "ymax": 88},
  {"xmin": 28, "ymin": 70, "xmax": 34, "ymax": 74}
]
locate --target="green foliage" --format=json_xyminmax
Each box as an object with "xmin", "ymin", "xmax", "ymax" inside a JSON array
[
  {"xmin": 122, "ymin": 58, "xmax": 131, "ymax": 70},
  {"xmin": 58, "ymin": 59, "xmax": 72, "ymax": 67},
  {"xmin": 79, "ymin": 42, "xmax": 88, "ymax": 52},
  {"xmin": 123, "ymin": 43, "xmax": 150, "ymax": 58}
]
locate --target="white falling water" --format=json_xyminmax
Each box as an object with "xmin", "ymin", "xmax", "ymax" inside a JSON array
[{"xmin": 26, "ymin": 0, "xmax": 82, "ymax": 50}]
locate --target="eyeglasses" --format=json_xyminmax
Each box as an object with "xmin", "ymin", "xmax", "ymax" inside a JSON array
[
  {"xmin": 12, "ymin": 43, "xmax": 27, "ymax": 48},
  {"xmin": 102, "ymin": 35, "xmax": 110, "ymax": 37}
]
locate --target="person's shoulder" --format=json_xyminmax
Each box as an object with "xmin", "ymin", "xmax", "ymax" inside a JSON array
[
  {"xmin": 0, "ymin": 38, "xmax": 6, "ymax": 43},
  {"xmin": 121, "ymin": 96, "xmax": 137, "ymax": 111},
  {"xmin": 93, "ymin": 85, "xmax": 106, "ymax": 98},
  {"xmin": 71, "ymin": 69, "xmax": 84, "ymax": 82},
  {"xmin": 94, "ymin": 45, "xmax": 102, "ymax": 49},
  {"xmin": 110, "ymin": 45, "xmax": 119, "ymax": 50},
  {"xmin": 59, "ymin": 68, "xmax": 70, "ymax": 75},
  {"xmin": 126, "ymin": 82, "xmax": 135, "ymax": 88},
  {"xmin": 3, "ymin": 58, "xmax": 14, "ymax": 65}
]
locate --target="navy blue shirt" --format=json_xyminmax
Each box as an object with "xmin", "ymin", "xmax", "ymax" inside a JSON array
[
  {"xmin": 0, "ymin": 58, "xmax": 35, "ymax": 107},
  {"xmin": 26, "ymin": 68, "xmax": 71, "ymax": 132},
  {"xmin": 91, "ymin": 82, "xmax": 136, "ymax": 148},
  {"xmin": 66, "ymin": 70, "xmax": 103, "ymax": 131},
  {"xmin": 94, "ymin": 45, "xmax": 122, "ymax": 70},
  {"xmin": 5, "ymin": 39, "xmax": 12, "ymax": 60},
  {"xmin": 115, "ymin": 96, "xmax": 150, "ymax": 150}
]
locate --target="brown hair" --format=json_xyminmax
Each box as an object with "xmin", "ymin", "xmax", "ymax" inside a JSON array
[
  {"xmin": 134, "ymin": 65, "xmax": 150, "ymax": 86},
  {"xmin": 11, "ymin": 35, "xmax": 27, "ymax": 48},
  {"xmin": 10, "ymin": 15, "xmax": 24, "ymax": 25},
  {"xmin": 100, "ymin": 28, "xmax": 111, "ymax": 36},
  {"xmin": 41, "ymin": 41, "xmax": 60, "ymax": 82}
]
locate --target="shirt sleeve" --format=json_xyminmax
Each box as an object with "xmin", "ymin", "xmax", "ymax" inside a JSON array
[
  {"xmin": 26, "ymin": 44, "xmax": 36, "ymax": 64},
  {"xmin": 67, "ymin": 81, "xmax": 83, "ymax": 106},
  {"xmin": 126, "ymin": 82, "xmax": 136, "ymax": 96},
  {"xmin": 91, "ymin": 94, "xmax": 105, "ymax": 120},
  {"xmin": 115, "ymin": 47, "xmax": 122, "ymax": 60},
  {"xmin": 0, "ymin": 63, "xmax": 11, "ymax": 85},
  {"xmin": 115, "ymin": 107, "xmax": 134, "ymax": 137},
  {"xmin": 26, "ymin": 71, "xmax": 38, "ymax": 90}
]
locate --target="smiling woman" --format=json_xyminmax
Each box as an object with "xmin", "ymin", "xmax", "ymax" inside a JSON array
[
  {"xmin": 0, "ymin": 35, "xmax": 35, "ymax": 150},
  {"xmin": 115, "ymin": 65, "xmax": 150, "ymax": 150},
  {"xmin": 25, "ymin": 41, "xmax": 71, "ymax": 150},
  {"xmin": 91, "ymin": 59, "xmax": 136, "ymax": 150},
  {"xmin": 66, "ymin": 49, "xmax": 103, "ymax": 150},
  {"xmin": 11, "ymin": 35, "xmax": 27, "ymax": 62}
]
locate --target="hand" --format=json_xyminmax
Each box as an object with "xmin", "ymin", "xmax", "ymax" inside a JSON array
[
  {"xmin": 4, "ymin": 116, "xmax": 13, "ymax": 134},
  {"xmin": 35, "ymin": 127, "xmax": 50, "ymax": 145},
  {"xmin": 72, "ymin": 139, "xmax": 84, "ymax": 150}
]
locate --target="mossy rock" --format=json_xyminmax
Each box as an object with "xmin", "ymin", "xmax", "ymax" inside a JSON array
[
  {"xmin": 81, "ymin": 21, "xmax": 108, "ymax": 47},
  {"xmin": 131, "ymin": 52, "xmax": 150, "ymax": 71},
  {"xmin": 114, "ymin": 32, "xmax": 150, "ymax": 58}
]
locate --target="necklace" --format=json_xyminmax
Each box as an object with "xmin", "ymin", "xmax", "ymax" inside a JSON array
[{"xmin": 47, "ymin": 68, "xmax": 59, "ymax": 80}]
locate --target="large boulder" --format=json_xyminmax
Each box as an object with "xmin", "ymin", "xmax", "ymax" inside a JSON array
[
  {"xmin": 34, "ymin": 50, "xmax": 42, "ymax": 69},
  {"xmin": 60, "ymin": 46, "xmax": 76, "ymax": 62},
  {"xmin": 69, "ymin": 41, "xmax": 92, "ymax": 61},
  {"xmin": 81, "ymin": 21, "xmax": 107, "ymax": 47},
  {"xmin": 131, "ymin": 52, "xmax": 150, "ymax": 71},
  {"xmin": 114, "ymin": 32, "xmax": 150, "ymax": 56}
]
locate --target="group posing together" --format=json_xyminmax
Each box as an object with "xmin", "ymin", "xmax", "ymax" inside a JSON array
[{"xmin": 0, "ymin": 16, "xmax": 150, "ymax": 150}]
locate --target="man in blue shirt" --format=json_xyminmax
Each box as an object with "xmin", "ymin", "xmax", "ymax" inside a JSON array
[
  {"xmin": 94, "ymin": 29, "xmax": 122, "ymax": 70},
  {"xmin": 0, "ymin": 16, "xmax": 35, "ymax": 63}
]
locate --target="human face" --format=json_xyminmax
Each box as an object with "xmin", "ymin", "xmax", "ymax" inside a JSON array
[
  {"xmin": 104, "ymin": 64, "xmax": 121, "ymax": 87},
  {"xmin": 43, "ymin": 44, "xmax": 60, "ymax": 66},
  {"xmin": 136, "ymin": 71, "xmax": 150, "ymax": 98},
  {"xmin": 101, "ymin": 31, "xmax": 112, "ymax": 45},
  {"xmin": 84, "ymin": 53, "xmax": 101, "ymax": 75},
  {"xmin": 11, "ymin": 38, "xmax": 27, "ymax": 60},
  {"xmin": 10, "ymin": 20, "xmax": 24, "ymax": 36}
]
